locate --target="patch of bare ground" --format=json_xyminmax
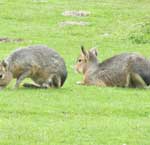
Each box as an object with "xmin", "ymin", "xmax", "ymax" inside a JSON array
[
  {"xmin": 62, "ymin": 10, "xmax": 90, "ymax": 17},
  {"xmin": 0, "ymin": 37, "xmax": 23, "ymax": 43}
]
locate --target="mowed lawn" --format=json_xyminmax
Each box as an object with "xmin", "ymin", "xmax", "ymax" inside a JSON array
[{"xmin": 0, "ymin": 0, "xmax": 150, "ymax": 145}]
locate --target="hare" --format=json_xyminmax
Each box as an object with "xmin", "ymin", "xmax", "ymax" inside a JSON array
[
  {"xmin": 0, "ymin": 45, "xmax": 67, "ymax": 89},
  {"xmin": 75, "ymin": 46, "xmax": 150, "ymax": 88}
]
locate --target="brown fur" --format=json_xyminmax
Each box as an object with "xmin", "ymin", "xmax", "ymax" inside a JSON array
[
  {"xmin": 75, "ymin": 46, "xmax": 148, "ymax": 88},
  {"xmin": 0, "ymin": 45, "xmax": 67, "ymax": 89}
]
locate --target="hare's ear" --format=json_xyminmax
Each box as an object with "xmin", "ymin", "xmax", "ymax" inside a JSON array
[
  {"xmin": 81, "ymin": 45, "xmax": 88, "ymax": 56},
  {"xmin": 90, "ymin": 48, "xmax": 98, "ymax": 56}
]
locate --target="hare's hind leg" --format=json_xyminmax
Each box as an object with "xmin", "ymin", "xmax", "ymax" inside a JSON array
[
  {"xmin": 130, "ymin": 72, "xmax": 147, "ymax": 88},
  {"xmin": 49, "ymin": 75, "xmax": 61, "ymax": 88}
]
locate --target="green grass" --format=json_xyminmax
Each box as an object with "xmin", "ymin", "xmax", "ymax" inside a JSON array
[{"xmin": 0, "ymin": 0, "xmax": 150, "ymax": 144}]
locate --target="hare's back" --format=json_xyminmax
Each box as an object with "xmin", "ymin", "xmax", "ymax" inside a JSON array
[{"xmin": 6, "ymin": 45, "xmax": 65, "ymax": 68}]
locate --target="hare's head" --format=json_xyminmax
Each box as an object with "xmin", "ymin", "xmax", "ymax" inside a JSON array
[
  {"xmin": 75, "ymin": 46, "xmax": 98, "ymax": 74},
  {"xmin": 0, "ymin": 61, "xmax": 7, "ymax": 80},
  {"xmin": 0, "ymin": 60, "xmax": 12, "ymax": 88}
]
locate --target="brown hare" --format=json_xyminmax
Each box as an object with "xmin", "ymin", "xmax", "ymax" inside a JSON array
[
  {"xmin": 0, "ymin": 45, "xmax": 67, "ymax": 89},
  {"xmin": 75, "ymin": 46, "xmax": 150, "ymax": 88}
]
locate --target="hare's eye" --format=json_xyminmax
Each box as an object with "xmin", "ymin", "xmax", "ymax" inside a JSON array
[
  {"xmin": 78, "ymin": 59, "xmax": 82, "ymax": 62},
  {"xmin": 0, "ymin": 74, "xmax": 3, "ymax": 79}
]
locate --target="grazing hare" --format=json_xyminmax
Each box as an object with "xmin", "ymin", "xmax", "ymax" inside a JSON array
[
  {"xmin": 75, "ymin": 46, "xmax": 150, "ymax": 88},
  {"xmin": 0, "ymin": 45, "xmax": 67, "ymax": 89}
]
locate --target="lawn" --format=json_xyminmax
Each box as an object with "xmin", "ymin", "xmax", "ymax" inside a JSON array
[{"xmin": 0, "ymin": 0, "xmax": 150, "ymax": 145}]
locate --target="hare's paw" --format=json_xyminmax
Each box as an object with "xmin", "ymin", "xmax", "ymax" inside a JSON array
[
  {"xmin": 42, "ymin": 83, "xmax": 49, "ymax": 89},
  {"xmin": 0, "ymin": 86, "xmax": 4, "ymax": 91},
  {"xmin": 76, "ymin": 81, "xmax": 84, "ymax": 85},
  {"xmin": 145, "ymin": 85, "xmax": 150, "ymax": 89}
]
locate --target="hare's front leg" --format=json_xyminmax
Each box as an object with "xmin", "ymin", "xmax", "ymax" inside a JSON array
[
  {"xmin": 23, "ymin": 83, "xmax": 44, "ymax": 88},
  {"xmin": 0, "ymin": 86, "xmax": 5, "ymax": 91},
  {"xmin": 15, "ymin": 70, "xmax": 31, "ymax": 88}
]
